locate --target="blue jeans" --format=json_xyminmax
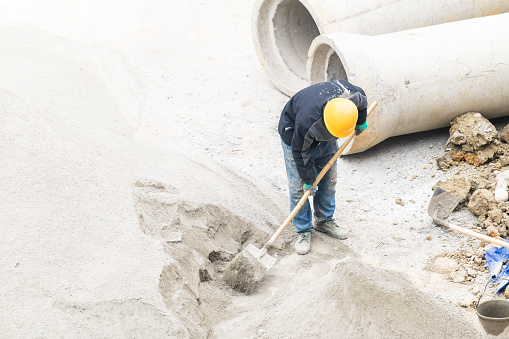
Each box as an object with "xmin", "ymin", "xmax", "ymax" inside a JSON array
[{"xmin": 281, "ymin": 139, "xmax": 338, "ymax": 233}]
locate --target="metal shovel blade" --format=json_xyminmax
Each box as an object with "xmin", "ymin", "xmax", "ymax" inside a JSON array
[
  {"xmin": 427, "ymin": 186, "xmax": 461, "ymax": 221},
  {"xmin": 245, "ymin": 243, "xmax": 277, "ymax": 270}
]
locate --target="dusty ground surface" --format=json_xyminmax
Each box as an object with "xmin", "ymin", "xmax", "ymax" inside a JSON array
[{"xmin": 2, "ymin": 1, "xmax": 507, "ymax": 338}]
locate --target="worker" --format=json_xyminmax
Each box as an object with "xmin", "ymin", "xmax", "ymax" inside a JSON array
[{"xmin": 278, "ymin": 80, "xmax": 368, "ymax": 255}]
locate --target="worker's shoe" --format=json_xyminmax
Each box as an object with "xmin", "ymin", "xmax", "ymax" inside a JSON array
[
  {"xmin": 295, "ymin": 232, "xmax": 311, "ymax": 255},
  {"xmin": 314, "ymin": 219, "xmax": 348, "ymax": 239}
]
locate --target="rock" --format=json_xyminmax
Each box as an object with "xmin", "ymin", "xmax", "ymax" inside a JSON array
[
  {"xmin": 501, "ymin": 225, "xmax": 509, "ymax": 238},
  {"xmin": 469, "ymin": 165, "xmax": 497, "ymax": 191},
  {"xmin": 468, "ymin": 189, "xmax": 497, "ymax": 216},
  {"xmin": 450, "ymin": 267, "xmax": 468, "ymax": 283},
  {"xmin": 499, "ymin": 156, "xmax": 509, "ymax": 167},
  {"xmin": 465, "ymin": 248, "xmax": 475, "ymax": 257},
  {"xmin": 499, "ymin": 201, "xmax": 509, "ymax": 212},
  {"xmin": 466, "ymin": 267, "xmax": 478, "ymax": 278},
  {"xmin": 395, "ymin": 198, "xmax": 405, "ymax": 206},
  {"xmin": 483, "ymin": 219, "xmax": 494, "ymax": 229},
  {"xmin": 433, "ymin": 175, "xmax": 471, "ymax": 202},
  {"xmin": 501, "ymin": 124, "xmax": 509, "ymax": 143},
  {"xmin": 448, "ymin": 112, "xmax": 499, "ymax": 166},
  {"xmin": 472, "ymin": 285, "xmax": 480, "ymax": 295},
  {"xmin": 487, "ymin": 225, "xmax": 500, "ymax": 237},
  {"xmin": 436, "ymin": 154, "xmax": 454, "ymax": 170},
  {"xmin": 479, "ymin": 215, "xmax": 487, "ymax": 224},
  {"xmin": 459, "ymin": 296, "xmax": 475, "ymax": 308},
  {"xmin": 491, "ymin": 208, "xmax": 504, "ymax": 224}
]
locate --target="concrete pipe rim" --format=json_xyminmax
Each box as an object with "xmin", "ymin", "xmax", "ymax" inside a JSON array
[
  {"xmin": 252, "ymin": 0, "xmax": 321, "ymax": 95},
  {"xmin": 307, "ymin": 36, "xmax": 349, "ymax": 85}
]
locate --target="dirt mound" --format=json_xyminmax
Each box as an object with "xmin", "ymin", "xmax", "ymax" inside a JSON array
[{"xmin": 229, "ymin": 257, "xmax": 478, "ymax": 338}]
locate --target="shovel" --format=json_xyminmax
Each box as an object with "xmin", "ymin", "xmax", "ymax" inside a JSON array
[
  {"xmin": 428, "ymin": 186, "xmax": 509, "ymax": 249},
  {"xmin": 223, "ymin": 101, "xmax": 379, "ymax": 294}
]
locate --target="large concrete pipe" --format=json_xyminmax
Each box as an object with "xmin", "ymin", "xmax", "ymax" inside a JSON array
[
  {"xmin": 307, "ymin": 13, "xmax": 509, "ymax": 154},
  {"xmin": 252, "ymin": 0, "xmax": 509, "ymax": 96}
]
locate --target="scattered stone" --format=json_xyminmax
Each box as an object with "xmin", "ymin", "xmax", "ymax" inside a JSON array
[
  {"xmin": 433, "ymin": 175, "xmax": 471, "ymax": 202},
  {"xmin": 459, "ymin": 296, "xmax": 476, "ymax": 308},
  {"xmin": 469, "ymin": 169, "xmax": 494, "ymax": 191},
  {"xmin": 450, "ymin": 267, "xmax": 468, "ymax": 283},
  {"xmin": 466, "ymin": 267, "xmax": 478, "ymax": 278},
  {"xmin": 500, "ymin": 156, "xmax": 509, "ymax": 167},
  {"xmin": 472, "ymin": 285, "xmax": 480, "ymax": 295},
  {"xmin": 501, "ymin": 124, "xmax": 509, "ymax": 143},
  {"xmin": 487, "ymin": 225, "xmax": 500, "ymax": 237},
  {"xmin": 483, "ymin": 219, "xmax": 494, "ymax": 229},
  {"xmin": 426, "ymin": 235, "xmax": 432, "ymax": 241},
  {"xmin": 436, "ymin": 154, "xmax": 454, "ymax": 170},
  {"xmin": 479, "ymin": 215, "xmax": 487, "ymax": 224},
  {"xmin": 490, "ymin": 208, "xmax": 504, "ymax": 224},
  {"xmin": 501, "ymin": 225, "xmax": 509, "ymax": 238},
  {"xmin": 395, "ymin": 198, "xmax": 405, "ymax": 206},
  {"xmin": 468, "ymin": 189, "xmax": 497, "ymax": 216},
  {"xmin": 499, "ymin": 202, "xmax": 509, "ymax": 212}
]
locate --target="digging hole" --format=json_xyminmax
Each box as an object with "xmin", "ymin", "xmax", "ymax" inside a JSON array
[{"xmin": 134, "ymin": 180, "xmax": 276, "ymax": 335}]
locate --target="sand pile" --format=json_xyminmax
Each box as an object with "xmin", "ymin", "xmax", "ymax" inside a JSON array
[{"xmin": 0, "ymin": 2, "xmax": 490, "ymax": 338}]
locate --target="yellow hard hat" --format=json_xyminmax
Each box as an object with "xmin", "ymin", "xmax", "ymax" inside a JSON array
[{"xmin": 323, "ymin": 98, "xmax": 358, "ymax": 138}]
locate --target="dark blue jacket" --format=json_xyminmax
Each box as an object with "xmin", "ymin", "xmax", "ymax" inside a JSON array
[{"xmin": 278, "ymin": 80, "xmax": 368, "ymax": 185}]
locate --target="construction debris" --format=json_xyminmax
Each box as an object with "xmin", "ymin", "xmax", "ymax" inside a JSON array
[
  {"xmin": 468, "ymin": 189, "xmax": 497, "ymax": 216},
  {"xmin": 435, "ymin": 112, "xmax": 509, "ymax": 241},
  {"xmin": 428, "ymin": 112, "xmax": 509, "ymax": 299},
  {"xmin": 433, "ymin": 175, "xmax": 471, "ymax": 202},
  {"xmin": 447, "ymin": 112, "xmax": 500, "ymax": 166}
]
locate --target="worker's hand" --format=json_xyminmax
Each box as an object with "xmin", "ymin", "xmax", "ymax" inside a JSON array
[
  {"xmin": 303, "ymin": 183, "xmax": 317, "ymax": 196},
  {"xmin": 355, "ymin": 121, "xmax": 368, "ymax": 135}
]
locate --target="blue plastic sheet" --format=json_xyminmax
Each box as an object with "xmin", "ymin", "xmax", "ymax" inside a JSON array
[{"xmin": 483, "ymin": 242, "xmax": 509, "ymax": 294}]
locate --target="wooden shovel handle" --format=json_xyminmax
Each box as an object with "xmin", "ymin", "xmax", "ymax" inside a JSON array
[
  {"xmin": 436, "ymin": 219, "xmax": 509, "ymax": 249},
  {"xmin": 265, "ymin": 101, "xmax": 378, "ymax": 248}
]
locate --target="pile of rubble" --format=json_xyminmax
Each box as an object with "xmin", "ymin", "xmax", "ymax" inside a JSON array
[
  {"xmin": 424, "ymin": 112, "xmax": 509, "ymax": 302},
  {"xmin": 436, "ymin": 112, "xmax": 509, "ymax": 239}
]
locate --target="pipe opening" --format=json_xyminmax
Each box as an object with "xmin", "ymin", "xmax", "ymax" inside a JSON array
[
  {"xmin": 273, "ymin": 0, "xmax": 320, "ymax": 79},
  {"xmin": 327, "ymin": 51, "xmax": 347, "ymax": 81}
]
